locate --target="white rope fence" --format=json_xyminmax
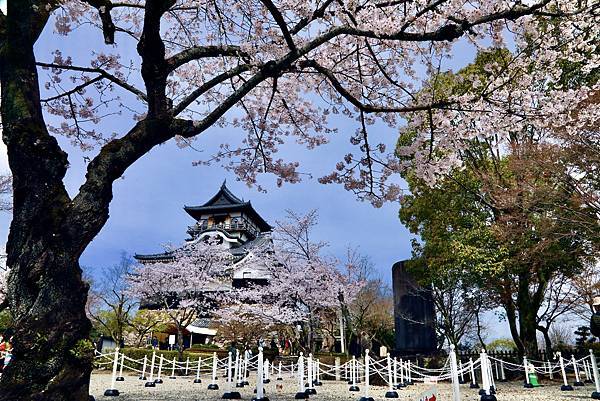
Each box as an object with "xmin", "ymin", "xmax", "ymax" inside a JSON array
[{"xmin": 94, "ymin": 347, "xmax": 600, "ymax": 400}]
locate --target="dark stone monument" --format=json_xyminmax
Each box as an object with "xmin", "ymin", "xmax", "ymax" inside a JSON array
[{"xmin": 392, "ymin": 260, "xmax": 436, "ymax": 355}]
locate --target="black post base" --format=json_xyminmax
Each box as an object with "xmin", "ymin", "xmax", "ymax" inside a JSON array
[
  {"xmin": 139, "ymin": 376, "xmax": 147, "ymax": 380},
  {"xmin": 194, "ymin": 378, "xmax": 202, "ymax": 383},
  {"xmin": 263, "ymin": 379, "xmax": 271, "ymax": 384},
  {"xmin": 561, "ymin": 385, "xmax": 574, "ymax": 391},
  {"xmin": 103, "ymin": 389, "xmax": 119, "ymax": 397},
  {"xmin": 115, "ymin": 377, "xmax": 124, "ymax": 382},
  {"xmin": 349, "ymin": 386, "xmax": 360, "ymax": 392},
  {"xmin": 222, "ymin": 392, "xmax": 242, "ymax": 399},
  {"xmin": 359, "ymin": 397, "xmax": 374, "ymax": 401},
  {"xmin": 154, "ymin": 379, "xmax": 163, "ymax": 384},
  {"xmin": 295, "ymin": 392, "xmax": 309, "ymax": 399},
  {"xmin": 305, "ymin": 388, "xmax": 317, "ymax": 395},
  {"xmin": 208, "ymin": 384, "xmax": 220, "ymax": 390},
  {"xmin": 236, "ymin": 383, "xmax": 245, "ymax": 388},
  {"xmin": 348, "ymin": 380, "xmax": 353, "ymax": 384},
  {"xmin": 524, "ymin": 383, "xmax": 534, "ymax": 388},
  {"xmin": 575, "ymin": 381, "xmax": 586, "ymax": 387},
  {"xmin": 252, "ymin": 397, "xmax": 270, "ymax": 401},
  {"xmin": 243, "ymin": 381, "xmax": 250, "ymax": 385},
  {"xmin": 385, "ymin": 391, "xmax": 399, "ymax": 398},
  {"xmin": 470, "ymin": 382, "xmax": 480, "ymax": 389},
  {"xmin": 254, "ymin": 388, "xmax": 267, "ymax": 394},
  {"xmin": 459, "ymin": 379, "xmax": 467, "ymax": 384},
  {"xmin": 314, "ymin": 381, "xmax": 323, "ymax": 386},
  {"xmin": 480, "ymin": 395, "xmax": 497, "ymax": 401},
  {"xmin": 277, "ymin": 377, "xmax": 283, "ymax": 381},
  {"xmin": 145, "ymin": 381, "xmax": 156, "ymax": 387},
  {"xmin": 479, "ymin": 389, "xmax": 487, "ymax": 395},
  {"xmin": 169, "ymin": 376, "xmax": 177, "ymax": 380},
  {"xmin": 592, "ymin": 391, "xmax": 600, "ymax": 399}
]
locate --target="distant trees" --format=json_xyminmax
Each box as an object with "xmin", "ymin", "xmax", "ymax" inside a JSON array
[
  {"xmin": 127, "ymin": 239, "xmax": 233, "ymax": 360},
  {"xmin": 0, "ymin": 174, "xmax": 11, "ymax": 212},
  {"xmin": 87, "ymin": 253, "xmax": 136, "ymax": 347}
]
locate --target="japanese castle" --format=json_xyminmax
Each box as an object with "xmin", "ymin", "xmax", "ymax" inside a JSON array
[{"xmin": 134, "ymin": 181, "xmax": 273, "ymax": 345}]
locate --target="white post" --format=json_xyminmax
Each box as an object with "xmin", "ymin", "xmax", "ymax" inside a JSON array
[
  {"xmin": 157, "ymin": 354, "xmax": 164, "ymax": 383},
  {"xmin": 335, "ymin": 357, "xmax": 340, "ymax": 381},
  {"xmin": 195, "ymin": 356, "xmax": 202, "ymax": 383},
  {"xmin": 209, "ymin": 352, "xmax": 219, "ymax": 389},
  {"xmin": 488, "ymin": 355, "xmax": 495, "ymax": 390},
  {"xmin": 243, "ymin": 350, "xmax": 249, "ymax": 384},
  {"xmin": 256, "ymin": 347, "xmax": 265, "ymax": 400},
  {"xmin": 572, "ymin": 354, "xmax": 582, "ymax": 385},
  {"xmin": 350, "ymin": 355, "xmax": 358, "ymax": 390},
  {"xmin": 170, "ymin": 356, "xmax": 177, "ymax": 379},
  {"xmin": 364, "ymin": 349, "xmax": 370, "ymax": 398},
  {"xmin": 340, "ymin": 314, "xmax": 346, "ymax": 354},
  {"xmin": 264, "ymin": 358, "xmax": 270, "ymax": 382},
  {"xmin": 407, "ymin": 360, "xmax": 412, "ymax": 384},
  {"xmin": 469, "ymin": 357, "xmax": 477, "ymax": 386},
  {"xmin": 117, "ymin": 352, "xmax": 125, "ymax": 381},
  {"xmin": 449, "ymin": 345, "xmax": 460, "ymax": 401},
  {"xmin": 548, "ymin": 360, "xmax": 553, "ymax": 380},
  {"xmin": 278, "ymin": 360, "xmax": 283, "ymax": 381},
  {"xmin": 148, "ymin": 351, "xmax": 156, "ymax": 383},
  {"xmin": 494, "ymin": 360, "xmax": 499, "ymax": 381},
  {"xmin": 524, "ymin": 356, "xmax": 530, "ymax": 385},
  {"xmin": 227, "ymin": 352, "xmax": 233, "ymax": 392},
  {"xmin": 186, "ymin": 357, "xmax": 190, "ymax": 376},
  {"xmin": 589, "ymin": 349, "xmax": 600, "ymax": 396},
  {"xmin": 481, "ymin": 351, "xmax": 490, "ymax": 396},
  {"xmin": 140, "ymin": 355, "xmax": 147, "ymax": 380},
  {"xmin": 558, "ymin": 352, "xmax": 572, "ymax": 390},
  {"xmin": 385, "ymin": 354, "xmax": 397, "ymax": 397},
  {"xmin": 234, "ymin": 351, "xmax": 241, "ymax": 387},
  {"xmin": 393, "ymin": 357, "xmax": 398, "ymax": 389},
  {"xmin": 500, "ymin": 360, "xmax": 506, "ymax": 381},
  {"xmin": 104, "ymin": 347, "xmax": 120, "ymax": 396},
  {"xmin": 400, "ymin": 358, "xmax": 404, "ymax": 386},
  {"xmin": 459, "ymin": 360, "xmax": 465, "ymax": 383},
  {"xmin": 296, "ymin": 352, "xmax": 306, "ymax": 397},
  {"xmin": 306, "ymin": 353, "xmax": 315, "ymax": 393}
]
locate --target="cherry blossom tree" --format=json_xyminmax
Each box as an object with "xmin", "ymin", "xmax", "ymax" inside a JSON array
[
  {"xmin": 127, "ymin": 237, "xmax": 234, "ymax": 360},
  {"xmin": 230, "ymin": 210, "xmax": 363, "ymax": 352},
  {"xmin": 1, "ymin": 0, "xmax": 598, "ymax": 399}
]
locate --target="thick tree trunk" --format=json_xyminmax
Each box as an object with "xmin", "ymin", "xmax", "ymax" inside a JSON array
[{"xmin": 0, "ymin": 3, "xmax": 95, "ymax": 400}]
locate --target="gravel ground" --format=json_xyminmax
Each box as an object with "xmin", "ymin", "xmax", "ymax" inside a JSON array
[{"xmin": 90, "ymin": 372, "xmax": 595, "ymax": 401}]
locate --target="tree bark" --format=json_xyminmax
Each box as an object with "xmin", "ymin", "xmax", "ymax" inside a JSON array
[{"xmin": 0, "ymin": 3, "xmax": 95, "ymax": 400}]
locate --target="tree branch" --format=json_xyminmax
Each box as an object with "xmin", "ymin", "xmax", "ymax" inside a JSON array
[{"xmin": 36, "ymin": 62, "xmax": 148, "ymax": 101}]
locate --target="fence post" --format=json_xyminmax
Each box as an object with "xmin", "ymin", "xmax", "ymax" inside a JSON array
[
  {"xmin": 470, "ymin": 357, "xmax": 479, "ymax": 389},
  {"xmin": 449, "ymin": 345, "xmax": 460, "ymax": 401},
  {"xmin": 116, "ymin": 352, "xmax": 125, "ymax": 382},
  {"xmin": 295, "ymin": 352, "xmax": 308, "ymax": 399},
  {"xmin": 145, "ymin": 351, "xmax": 156, "ymax": 387},
  {"xmin": 335, "ymin": 357, "xmax": 341, "ymax": 381},
  {"xmin": 139, "ymin": 355, "xmax": 148, "ymax": 380},
  {"xmin": 208, "ymin": 352, "xmax": 219, "ymax": 390},
  {"xmin": 104, "ymin": 348, "xmax": 121, "ymax": 396},
  {"xmin": 194, "ymin": 356, "xmax": 202, "ymax": 383},
  {"xmin": 254, "ymin": 347, "xmax": 266, "ymax": 401},
  {"xmin": 350, "ymin": 355, "xmax": 360, "ymax": 391},
  {"xmin": 360, "ymin": 349, "xmax": 374, "ymax": 401},
  {"xmin": 524, "ymin": 356, "xmax": 533, "ymax": 388},
  {"xmin": 385, "ymin": 354, "xmax": 398, "ymax": 398},
  {"xmin": 559, "ymin": 352, "xmax": 574, "ymax": 391},
  {"xmin": 572, "ymin": 354, "xmax": 584, "ymax": 386}
]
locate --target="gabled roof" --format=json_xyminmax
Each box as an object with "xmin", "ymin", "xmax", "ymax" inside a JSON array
[{"xmin": 183, "ymin": 181, "xmax": 272, "ymax": 232}]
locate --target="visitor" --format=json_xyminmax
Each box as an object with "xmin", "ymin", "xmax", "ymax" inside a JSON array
[
  {"xmin": 3, "ymin": 337, "xmax": 12, "ymax": 368},
  {"xmin": 151, "ymin": 337, "xmax": 159, "ymax": 350},
  {"xmin": 0, "ymin": 334, "xmax": 4, "ymax": 373}
]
